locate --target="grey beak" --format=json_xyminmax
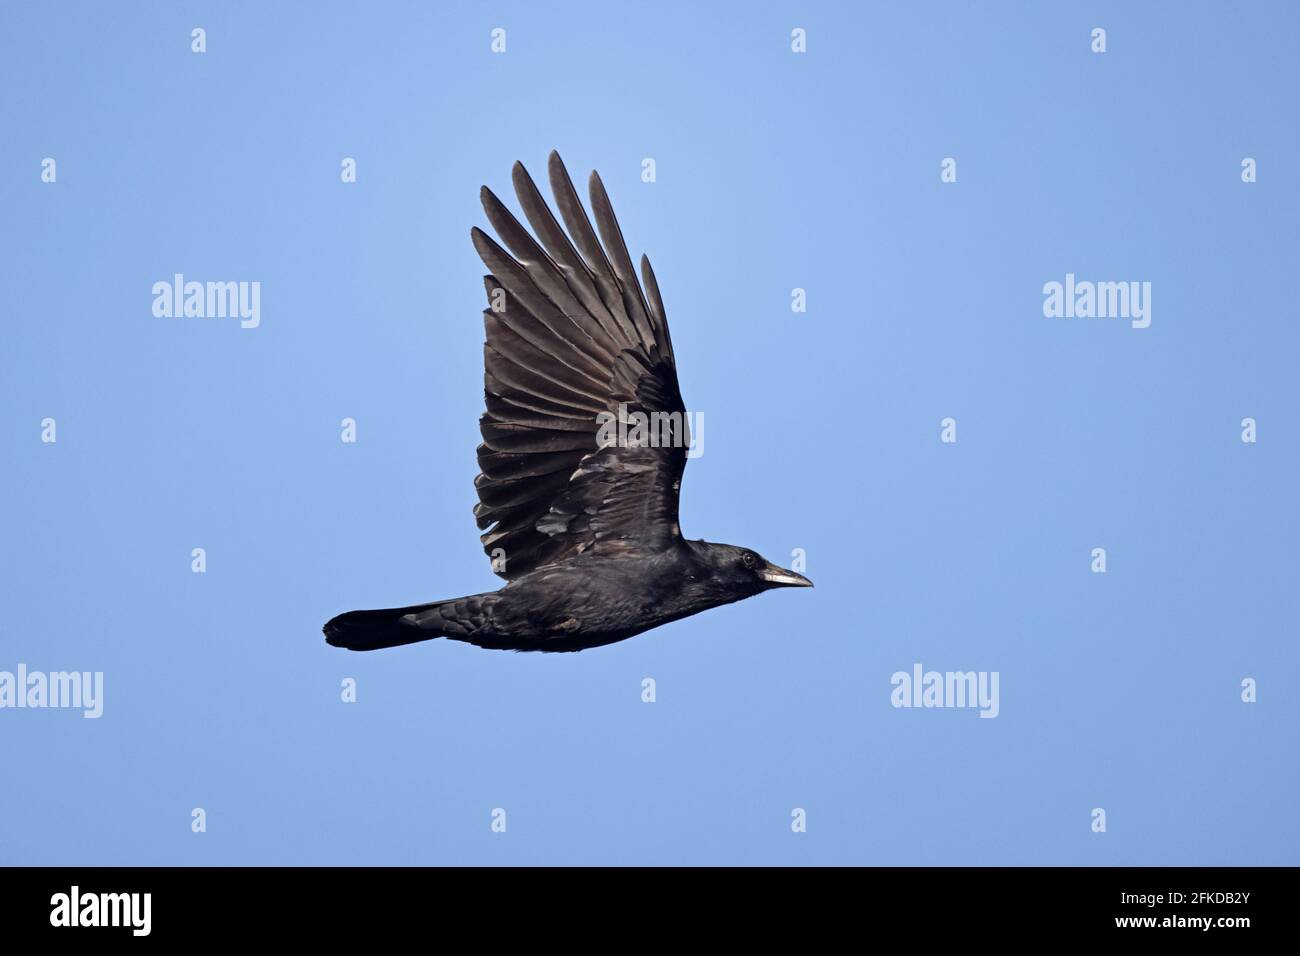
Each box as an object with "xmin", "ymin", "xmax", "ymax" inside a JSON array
[{"xmin": 758, "ymin": 563, "xmax": 814, "ymax": 588}]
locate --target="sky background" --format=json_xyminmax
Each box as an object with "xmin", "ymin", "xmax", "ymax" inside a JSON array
[{"xmin": 1, "ymin": 1, "xmax": 1297, "ymax": 865}]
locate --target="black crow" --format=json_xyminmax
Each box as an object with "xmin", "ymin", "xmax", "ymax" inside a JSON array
[{"xmin": 324, "ymin": 152, "xmax": 811, "ymax": 653}]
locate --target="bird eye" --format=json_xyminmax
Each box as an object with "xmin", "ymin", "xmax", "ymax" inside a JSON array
[{"xmin": 741, "ymin": 553, "xmax": 757, "ymax": 569}]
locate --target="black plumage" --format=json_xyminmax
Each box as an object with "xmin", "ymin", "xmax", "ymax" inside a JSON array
[{"xmin": 324, "ymin": 151, "xmax": 811, "ymax": 653}]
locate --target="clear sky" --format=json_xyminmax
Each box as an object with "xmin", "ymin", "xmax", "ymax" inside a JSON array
[{"xmin": 1, "ymin": 0, "xmax": 1296, "ymax": 865}]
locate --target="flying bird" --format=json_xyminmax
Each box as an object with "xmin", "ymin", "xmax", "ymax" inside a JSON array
[{"xmin": 324, "ymin": 151, "xmax": 811, "ymax": 653}]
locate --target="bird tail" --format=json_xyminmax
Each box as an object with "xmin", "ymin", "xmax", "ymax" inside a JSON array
[
  {"xmin": 323, "ymin": 603, "xmax": 440, "ymax": 651},
  {"xmin": 324, "ymin": 596, "xmax": 489, "ymax": 652}
]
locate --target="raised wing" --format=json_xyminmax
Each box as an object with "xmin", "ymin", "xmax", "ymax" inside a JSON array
[{"xmin": 471, "ymin": 151, "xmax": 687, "ymax": 580}]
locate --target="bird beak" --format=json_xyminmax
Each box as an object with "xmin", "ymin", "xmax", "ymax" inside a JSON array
[{"xmin": 758, "ymin": 562, "xmax": 814, "ymax": 588}]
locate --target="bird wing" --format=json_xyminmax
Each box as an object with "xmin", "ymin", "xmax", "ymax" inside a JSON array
[{"xmin": 471, "ymin": 151, "xmax": 687, "ymax": 580}]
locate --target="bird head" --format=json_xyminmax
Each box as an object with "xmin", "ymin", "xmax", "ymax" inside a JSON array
[{"xmin": 692, "ymin": 541, "xmax": 814, "ymax": 596}]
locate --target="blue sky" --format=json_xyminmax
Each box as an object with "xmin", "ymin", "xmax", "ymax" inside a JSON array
[{"xmin": 1, "ymin": 0, "xmax": 1296, "ymax": 865}]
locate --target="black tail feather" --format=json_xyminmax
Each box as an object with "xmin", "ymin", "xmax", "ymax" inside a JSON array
[{"xmin": 323, "ymin": 603, "xmax": 444, "ymax": 652}]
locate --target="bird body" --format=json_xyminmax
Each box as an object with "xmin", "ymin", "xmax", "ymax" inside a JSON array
[
  {"xmin": 327, "ymin": 539, "xmax": 809, "ymax": 653},
  {"xmin": 325, "ymin": 152, "xmax": 811, "ymax": 654}
]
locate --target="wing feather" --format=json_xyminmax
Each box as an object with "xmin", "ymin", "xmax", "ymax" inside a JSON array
[
  {"xmin": 589, "ymin": 170, "xmax": 658, "ymax": 350},
  {"xmin": 472, "ymin": 152, "xmax": 690, "ymax": 579},
  {"xmin": 545, "ymin": 152, "xmax": 643, "ymax": 351}
]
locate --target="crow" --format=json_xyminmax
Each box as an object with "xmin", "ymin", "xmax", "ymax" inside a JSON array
[{"xmin": 324, "ymin": 151, "xmax": 811, "ymax": 653}]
